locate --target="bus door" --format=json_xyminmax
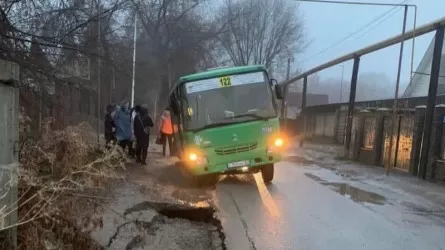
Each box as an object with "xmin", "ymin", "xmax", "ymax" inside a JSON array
[{"xmin": 169, "ymin": 89, "xmax": 184, "ymax": 159}]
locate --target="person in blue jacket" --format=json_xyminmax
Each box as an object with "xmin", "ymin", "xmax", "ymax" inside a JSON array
[{"xmin": 114, "ymin": 100, "xmax": 133, "ymax": 155}]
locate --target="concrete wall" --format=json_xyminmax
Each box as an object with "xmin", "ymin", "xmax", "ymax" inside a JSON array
[
  {"xmin": 298, "ymin": 98, "xmax": 445, "ymax": 182},
  {"xmin": 303, "ymin": 105, "xmax": 416, "ymax": 169},
  {"xmin": 0, "ymin": 59, "xmax": 19, "ymax": 81},
  {"xmin": 0, "ymin": 59, "xmax": 19, "ymax": 248},
  {"xmin": 286, "ymin": 92, "xmax": 329, "ymax": 107}
]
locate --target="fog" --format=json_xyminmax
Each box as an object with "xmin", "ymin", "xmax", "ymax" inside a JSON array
[{"xmin": 302, "ymin": 72, "xmax": 409, "ymax": 103}]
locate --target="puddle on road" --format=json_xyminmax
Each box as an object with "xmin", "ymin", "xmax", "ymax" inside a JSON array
[
  {"xmin": 284, "ymin": 156, "xmax": 316, "ymax": 165},
  {"xmin": 323, "ymin": 182, "xmax": 386, "ymax": 205},
  {"xmin": 304, "ymin": 173, "xmax": 324, "ymax": 182},
  {"xmin": 304, "ymin": 173, "xmax": 386, "ymax": 205}
]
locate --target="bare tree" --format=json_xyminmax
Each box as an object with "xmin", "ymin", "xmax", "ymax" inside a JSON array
[
  {"xmin": 217, "ymin": 0, "xmax": 305, "ymax": 69},
  {"xmin": 126, "ymin": 0, "xmax": 233, "ymax": 111}
]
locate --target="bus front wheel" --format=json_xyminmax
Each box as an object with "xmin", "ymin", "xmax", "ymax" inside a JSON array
[{"xmin": 261, "ymin": 164, "xmax": 274, "ymax": 184}]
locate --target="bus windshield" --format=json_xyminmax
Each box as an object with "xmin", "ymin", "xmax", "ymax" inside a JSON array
[{"xmin": 181, "ymin": 71, "xmax": 277, "ymax": 131}]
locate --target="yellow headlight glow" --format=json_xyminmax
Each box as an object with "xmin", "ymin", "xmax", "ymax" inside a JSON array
[
  {"xmin": 274, "ymin": 138, "xmax": 284, "ymax": 147},
  {"xmin": 189, "ymin": 153, "xmax": 198, "ymax": 161}
]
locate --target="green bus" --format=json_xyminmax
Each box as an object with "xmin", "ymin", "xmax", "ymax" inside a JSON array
[{"xmin": 168, "ymin": 65, "xmax": 285, "ymax": 186}]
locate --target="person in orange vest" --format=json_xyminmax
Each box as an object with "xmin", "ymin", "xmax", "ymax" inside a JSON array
[{"xmin": 158, "ymin": 107, "xmax": 174, "ymax": 156}]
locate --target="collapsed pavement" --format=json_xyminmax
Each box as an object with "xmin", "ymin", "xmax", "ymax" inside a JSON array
[
  {"xmin": 103, "ymin": 199, "xmax": 225, "ymax": 250},
  {"xmin": 90, "ymin": 148, "xmax": 226, "ymax": 250}
]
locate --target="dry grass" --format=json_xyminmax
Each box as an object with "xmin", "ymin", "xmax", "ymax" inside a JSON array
[{"xmin": 1, "ymin": 110, "xmax": 128, "ymax": 249}]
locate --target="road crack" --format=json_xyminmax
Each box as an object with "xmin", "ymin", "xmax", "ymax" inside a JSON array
[
  {"xmin": 227, "ymin": 190, "xmax": 257, "ymax": 250},
  {"xmin": 125, "ymin": 235, "xmax": 144, "ymax": 250},
  {"xmin": 121, "ymin": 201, "xmax": 226, "ymax": 250},
  {"xmin": 106, "ymin": 214, "xmax": 162, "ymax": 248},
  {"xmin": 106, "ymin": 221, "xmax": 133, "ymax": 248}
]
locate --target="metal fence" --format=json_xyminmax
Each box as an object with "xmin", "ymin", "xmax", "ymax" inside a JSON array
[
  {"xmin": 19, "ymin": 76, "xmax": 100, "ymax": 138},
  {"xmin": 280, "ymin": 17, "xmax": 445, "ymax": 179}
]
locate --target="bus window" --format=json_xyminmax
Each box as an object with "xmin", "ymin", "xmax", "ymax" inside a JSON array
[{"xmin": 182, "ymin": 71, "xmax": 277, "ymax": 131}]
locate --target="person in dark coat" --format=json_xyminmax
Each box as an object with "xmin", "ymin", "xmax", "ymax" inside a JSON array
[
  {"xmin": 104, "ymin": 104, "xmax": 116, "ymax": 148},
  {"xmin": 133, "ymin": 105, "xmax": 154, "ymax": 164}
]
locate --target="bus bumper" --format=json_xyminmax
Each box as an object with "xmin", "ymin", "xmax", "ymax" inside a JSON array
[{"xmin": 182, "ymin": 151, "xmax": 282, "ymax": 176}]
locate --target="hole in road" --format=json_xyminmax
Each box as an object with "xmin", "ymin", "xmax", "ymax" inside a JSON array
[
  {"xmin": 158, "ymin": 205, "xmax": 215, "ymax": 222},
  {"xmin": 304, "ymin": 173, "xmax": 386, "ymax": 205},
  {"xmin": 123, "ymin": 201, "xmax": 227, "ymax": 250}
]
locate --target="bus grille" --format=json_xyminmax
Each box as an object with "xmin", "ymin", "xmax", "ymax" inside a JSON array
[{"xmin": 215, "ymin": 143, "xmax": 258, "ymax": 155}]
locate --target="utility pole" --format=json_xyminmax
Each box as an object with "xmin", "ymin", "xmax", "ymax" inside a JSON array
[
  {"xmin": 339, "ymin": 64, "xmax": 344, "ymax": 102},
  {"xmin": 154, "ymin": 94, "xmax": 158, "ymax": 122},
  {"xmin": 96, "ymin": 0, "xmax": 101, "ymax": 146},
  {"xmin": 168, "ymin": 62, "xmax": 172, "ymax": 89},
  {"xmin": 281, "ymin": 58, "xmax": 291, "ymax": 119},
  {"xmin": 131, "ymin": 13, "xmax": 137, "ymax": 107},
  {"xmin": 110, "ymin": 66, "xmax": 115, "ymax": 103},
  {"xmin": 386, "ymin": 5, "xmax": 408, "ymax": 175},
  {"xmin": 286, "ymin": 58, "xmax": 291, "ymax": 80}
]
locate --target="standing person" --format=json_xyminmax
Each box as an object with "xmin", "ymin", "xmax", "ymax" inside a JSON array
[
  {"xmin": 104, "ymin": 104, "xmax": 116, "ymax": 148},
  {"xmin": 113, "ymin": 100, "xmax": 133, "ymax": 155},
  {"xmin": 158, "ymin": 108, "xmax": 174, "ymax": 156},
  {"xmin": 129, "ymin": 106, "xmax": 137, "ymax": 158},
  {"xmin": 133, "ymin": 105, "xmax": 154, "ymax": 164}
]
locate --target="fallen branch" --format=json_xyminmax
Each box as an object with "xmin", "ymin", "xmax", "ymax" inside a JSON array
[{"xmin": 1, "ymin": 117, "xmax": 128, "ymax": 249}]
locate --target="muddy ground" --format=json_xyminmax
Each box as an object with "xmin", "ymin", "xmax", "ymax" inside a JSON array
[{"xmin": 89, "ymin": 148, "xmax": 225, "ymax": 250}]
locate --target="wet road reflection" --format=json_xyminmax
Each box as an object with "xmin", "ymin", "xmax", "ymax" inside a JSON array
[
  {"xmin": 214, "ymin": 161, "xmax": 445, "ymax": 250},
  {"xmin": 324, "ymin": 182, "xmax": 386, "ymax": 205},
  {"xmin": 252, "ymin": 173, "xmax": 281, "ymax": 217},
  {"xmin": 304, "ymin": 173, "xmax": 386, "ymax": 205}
]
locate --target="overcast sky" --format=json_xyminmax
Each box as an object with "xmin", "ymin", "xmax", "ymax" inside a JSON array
[{"xmin": 295, "ymin": 0, "xmax": 445, "ymax": 85}]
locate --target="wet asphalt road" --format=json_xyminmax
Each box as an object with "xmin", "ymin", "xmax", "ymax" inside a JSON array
[{"xmin": 213, "ymin": 160, "xmax": 445, "ymax": 250}]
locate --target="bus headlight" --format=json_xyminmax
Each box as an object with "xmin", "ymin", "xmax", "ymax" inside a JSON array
[
  {"xmin": 189, "ymin": 153, "xmax": 198, "ymax": 161},
  {"xmin": 187, "ymin": 152, "xmax": 208, "ymax": 165},
  {"xmin": 267, "ymin": 136, "xmax": 285, "ymax": 153},
  {"xmin": 274, "ymin": 138, "xmax": 284, "ymax": 147}
]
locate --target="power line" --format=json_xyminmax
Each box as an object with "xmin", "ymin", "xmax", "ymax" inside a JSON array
[
  {"xmin": 341, "ymin": 5, "xmax": 403, "ymax": 48},
  {"xmin": 301, "ymin": 0, "xmax": 410, "ymax": 63},
  {"xmin": 301, "ymin": 5, "xmax": 401, "ymax": 62},
  {"xmin": 293, "ymin": 0, "xmax": 415, "ymax": 7}
]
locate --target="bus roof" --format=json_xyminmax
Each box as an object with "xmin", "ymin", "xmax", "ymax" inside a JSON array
[{"xmin": 178, "ymin": 65, "xmax": 267, "ymax": 83}]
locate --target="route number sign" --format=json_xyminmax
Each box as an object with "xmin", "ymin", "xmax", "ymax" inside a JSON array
[{"xmin": 219, "ymin": 76, "xmax": 232, "ymax": 87}]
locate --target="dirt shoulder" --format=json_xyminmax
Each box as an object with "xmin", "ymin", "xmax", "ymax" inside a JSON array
[{"xmin": 90, "ymin": 149, "xmax": 225, "ymax": 250}]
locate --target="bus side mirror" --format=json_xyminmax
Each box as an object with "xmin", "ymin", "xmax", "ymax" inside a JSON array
[
  {"xmin": 275, "ymin": 84, "xmax": 283, "ymax": 100},
  {"xmin": 269, "ymin": 78, "xmax": 278, "ymax": 87}
]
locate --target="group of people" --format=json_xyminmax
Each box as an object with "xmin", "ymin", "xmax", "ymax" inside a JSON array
[{"xmin": 104, "ymin": 100, "xmax": 174, "ymax": 165}]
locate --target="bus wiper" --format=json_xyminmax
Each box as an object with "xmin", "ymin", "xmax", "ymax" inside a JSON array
[
  {"xmin": 192, "ymin": 121, "xmax": 233, "ymax": 132},
  {"xmin": 225, "ymin": 113, "xmax": 269, "ymax": 121}
]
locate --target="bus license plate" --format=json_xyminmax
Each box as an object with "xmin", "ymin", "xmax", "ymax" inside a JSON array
[{"xmin": 228, "ymin": 160, "xmax": 250, "ymax": 168}]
